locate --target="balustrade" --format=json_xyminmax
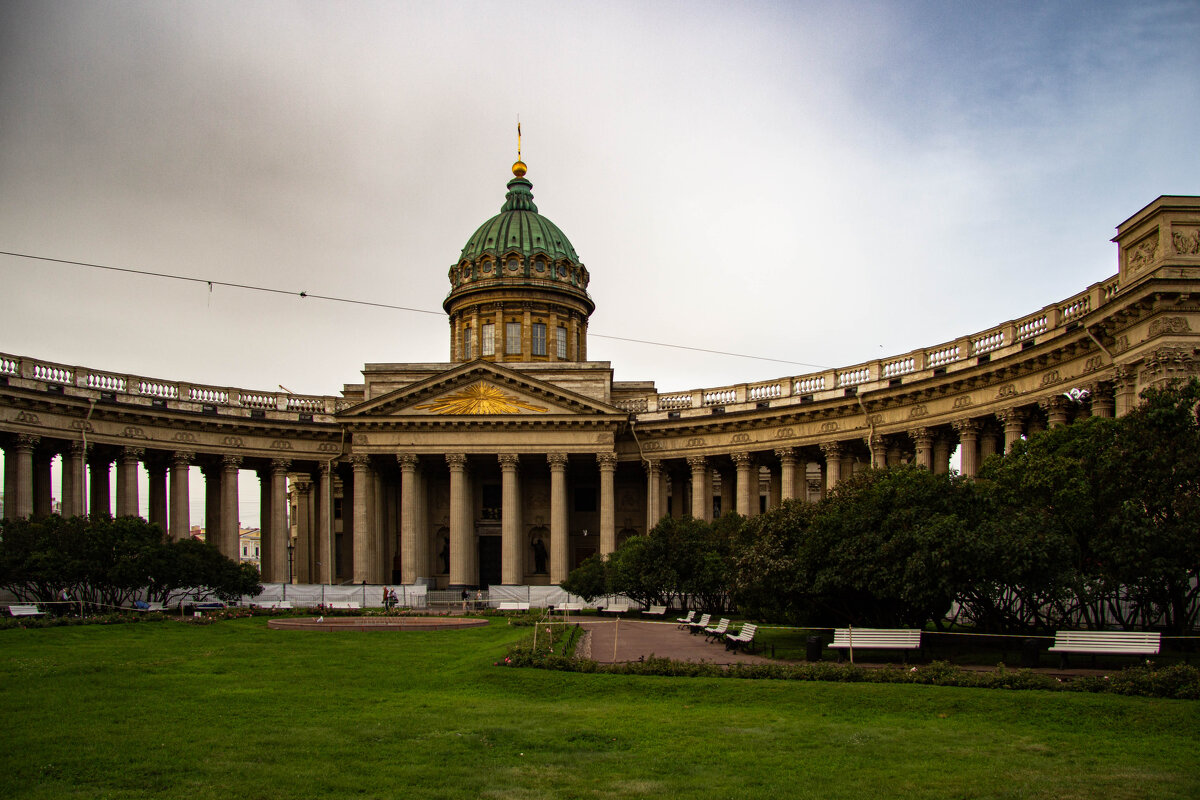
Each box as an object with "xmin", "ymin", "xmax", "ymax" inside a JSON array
[
  {"xmin": 794, "ymin": 375, "xmax": 826, "ymax": 394},
  {"xmin": 970, "ymin": 330, "xmax": 1005, "ymax": 355},
  {"xmin": 836, "ymin": 366, "xmax": 871, "ymax": 387},
  {"xmin": 881, "ymin": 357, "xmax": 915, "ymax": 378},
  {"xmin": 926, "ymin": 343, "xmax": 960, "ymax": 368}
]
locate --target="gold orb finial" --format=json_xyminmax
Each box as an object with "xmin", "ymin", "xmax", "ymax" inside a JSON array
[{"xmin": 512, "ymin": 159, "xmax": 527, "ymax": 178}]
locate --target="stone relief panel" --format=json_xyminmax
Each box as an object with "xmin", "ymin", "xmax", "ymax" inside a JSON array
[
  {"xmin": 819, "ymin": 421, "xmax": 838, "ymax": 434},
  {"xmin": 729, "ymin": 433, "xmax": 751, "ymax": 445},
  {"xmin": 952, "ymin": 396, "xmax": 973, "ymax": 409},
  {"xmin": 1126, "ymin": 233, "xmax": 1158, "ymax": 272},
  {"xmin": 1040, "ymin": 370, "xmax": 1061, "ymax": 386},
  {"xmin": 1149, "ymin": 316, "xmax": 1193, "ymax": 337},
  {"xmin": 909, "ymin": 405, "xmax": 929, "ymax": 418},
  {"xmin": 1173, "ymin": 227, "xmax": 1200, "ymax": 255}
]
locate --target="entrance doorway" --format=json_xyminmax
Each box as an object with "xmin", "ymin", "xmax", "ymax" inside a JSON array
[{"xmin": 478, "ymin": 536, "xmax": 502, "ymax": 588}]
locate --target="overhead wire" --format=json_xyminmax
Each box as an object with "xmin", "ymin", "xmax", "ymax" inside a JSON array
[{"xmin": 0, "ymin": 249, "xmax": 827, "ymax": 369}]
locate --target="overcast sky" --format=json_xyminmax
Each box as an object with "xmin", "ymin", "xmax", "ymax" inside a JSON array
[{"xmin": 3, "ymin": 0, "xmax": 1199, "ymax": 400}]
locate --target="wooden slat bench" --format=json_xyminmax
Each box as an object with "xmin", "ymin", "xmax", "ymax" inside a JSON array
[
  {"xmin": 726, "ymin": 623, "xmax": 758, "ymax": 652},
  {"xmin": 703, "ymin": 618, "xmax": 730, "ymax": 642},
  {"xmin": 675, "ymin": 610, "xmax": 696, "ymax": 626},
  {"xmin": 601, "ymin": 603, "xmax": 631, "ymax": 614},
  {"xmin": 830, "ymin": 628, "xmax": 923, "ymax": 663},
  {"xmin": 555, "ymin": 602, "xmax": 584, "ymax": 613},
  {"xmin": 686, "ymin": 613, "xmax": 712, "ymax": 634},
  {"xmin": 8, "ymin": 604, "xmax": 45, "ymax": 618},
  {"xmin": 1047, "ymin": 630, "xmax": 1161, "ymax": 668},
  {"xmin": 643, "ymin": 606, "xmax": 667, "ymax": 616},
  {"xmin": 326, "ymin": 601, "xmax": 361, "ymax": 610},
  {"xmin": 497, "ymin": 601, "xmax": 531, "ymax": 611}
]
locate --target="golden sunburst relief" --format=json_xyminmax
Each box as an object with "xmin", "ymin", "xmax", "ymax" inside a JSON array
[{"xmin": 413, "ymin": 382, "xmax": 549, "ymax": 415}]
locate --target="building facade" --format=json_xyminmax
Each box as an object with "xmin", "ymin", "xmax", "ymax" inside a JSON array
[{"xmin": 3, "ymin": 165, "xmax": 1200, "ymax": 589}]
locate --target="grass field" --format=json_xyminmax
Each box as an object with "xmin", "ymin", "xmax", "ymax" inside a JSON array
[{"xmin": 2, "ymin": 618, "xmax": 1197, "ymax": 799}]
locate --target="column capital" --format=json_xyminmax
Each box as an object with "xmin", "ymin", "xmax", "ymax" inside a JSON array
[
  {"xmin": 15, "ymin": 433, "xmax": 40, "ymax": 451},
  {"xmin": 596, "ymin": 451, "xmax": 617, "ymax": 470},
  {"xmin": 687, "ymin": 455, "xmax": 708, "ymax": 470},
  {"xmin": 645, "ymin": 458, "xmax": 662, "ymax": 475},
  {"xmin": 1039, "ymin": 394, "xmax": 1073, "ymax": 415},
  {"xmin": 222, "ymin": 454, "xmax": 243, "ymax": 470},
  {"xmin": 498, "ymin": 453, "xmax": 521, "ymax": 470},
  {"xmin": 731, "ymin": 451, "xmax": 755, "ymax": 468},
  {"xmin": 996, "ymin": 407, "xmax": 1026, "ymax": 427},
  {"xmin": 271, "ymin": 457, "xmax": 293, "ymax": 472},
  {"xmin": 396, "ymin": 453, "xmax": 419, "ymax": 471},
  {"xmin": 317, "ymin": 460, "xmax": 333, "ymax": 476},
  {"xmin": 293, "ymin": 478, "xmax": 313, "ymax": 494},
  {"xmin": 773, "ymin": 447, "xmax": 796, "ymax": 464},
  {"xmin": 819, "ymin": 441, "xmax": 843, "ymax": 459},
  {"xmin": 172, "ymin": 450, "xmax": 194, "ymax": 466},
  {"xmin": 122, "ymin": 446, "xmax": 145, "ymax": 462},
  {"xmin": 349, "ymin": 453, "xmax": 371, "ymax": 469},
  {"xmin": 951, "ymin": 418, "xmax": 980, "ymax": 437},
  {"xmin": 68, "ymin": 440, "xmax": 88, "ymax": 457},
  {"xmin": 547, "ymin": 452, "xmax": 568, "ymax": 470},
  {"xmin": 908, "ymin": 427, "xmax": 934, "ymax": 446},
  {"xmin": 445, "ymin": 452, "xmax": 467, "ymax": 470}
]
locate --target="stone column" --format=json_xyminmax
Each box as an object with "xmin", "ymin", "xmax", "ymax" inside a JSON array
[
  {"xmin": 1041, "ymin": 395, "xmax": 1071, "ymax": 428},
  {"xmin": 169, "ymin": 451, "xmax": 193, "ymax": 539},
  {"xmin": 116, "ymin": 447, "xmax": 142, "ymax": 517},
  {"xmin": 597, "ymin": 452, "xmax": 617, "ymax": 556},
  {"xmin": 293, "ymin": 477, "xmax": 312, "ymax": 583},
  {"xmin": 203, "ymin": 463, "xmax": 221, "ymax": 547},
  {"xmin": 1090, "ymin": 383, "xmax": 1116, "ymax": 418},
  {"xmin": 863, "ymin": 435, "xmax": 883, "ymax": 470},
  {"xmin": 270, "ymin": 458, "xmax": 291, "ymax": 583},
  {"xmin": 12, "ymin": 434, "xmax": 38, "ymax": 519},
  {"xmin": 979, "ymin": 430, "xmax": 1000, "ymax": 462},
  {"xmin": 1113, "ymin": 364, "xmax": 1137, "ymax": 417},
  {"xmin": 146, "ymin": 458, "xmax": 168, "ymax": 531},
  {"xmin": 219, "ymin": 455, "xmax": 241, "ymax": 561},
  {"xmin": 61, "ymin": 441, "xmax": 86, "ymax": 517},
  {"xmin": 259, "ymin": 467, "xmax": 273, "ymax": 577},
  {"xmin": 316, "ymin": 462, "xmax": 334, "ymax": 584},
  {"xmin": 953, "ymin": 420, "xmax": 980, "ymax": 477},
  {"xmin": 688, "ymin": 456, "xmax": 710, "ymax": 520},
  {"xmin": 997, "ymin": 408, "xmax": 1026, "ymax": 453},
  {"xmin": 548, "ymin": 453, "xmax": 569, "ymax": 584},
  {"xmin": 886, "ymin": 440, "xmax": 903, "ymax": 468},
  {"xmin": 371, "ymin": 469, "xmax": 385, "ymax": 584},
  {"xmin": 3, "ymin": 441, "xmax": 17, "ymax": 520},
  {"xmin": 645, "ymin": 459, "xmax": 662, "ymax": 531},
  {"xmin": 89, "ymin": 451, "xmax": 113, "ymax": 518},
  {"xmin": 351, "ymin": 454, "xmax": 372, "ymax": 585},
  {"xmin": 33, "ymin": 448, "xmax": 53, "ymax": 517},
  {"xmin": 500, "ymin": 454, "xmax": 522, "ymax": 585},
  {"xmin": 733, "ymin": 452, "xmax": 755, "ymax": 516},
  {"xmin": 446, "ymin": 453, "xmax": 471, "ymax": 588},
  {"xmin": 398, "ymin": 454, "xmax": 420, "ymax": 584},
  {"xmin": 775, "ymin": 448, "xmax": 797, "ymax": 503},
  {"xmin": 932, "ymin": 436, "xmax": 952, "ymax": 475},
  {"xmin": 820, "ymin": 442, "xmax": 843, "ymax": 492}
]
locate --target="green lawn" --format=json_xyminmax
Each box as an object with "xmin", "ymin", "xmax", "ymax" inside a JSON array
[{"xmin": 2, "ymin": 618, "xmax": 1197, "ymax": 799}]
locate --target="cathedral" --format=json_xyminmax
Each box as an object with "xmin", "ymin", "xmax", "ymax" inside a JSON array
[{"xmin": 3, "ymin": 157, "xmax": 1199, "ymax": 591}]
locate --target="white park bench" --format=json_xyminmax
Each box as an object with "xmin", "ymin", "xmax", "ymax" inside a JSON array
[
  {"xmin": 1047, "ymin": 630, "xmax": 1161, "ymax": 668},
  {"xmin": 256, "ymin": 601, "xmax": 294, "ymax": 610},
  {"xmin": 686, "ymin": 613, "xmax": 712, "ymax": 634},
  {"xmin": 676, "ymin": 610, "xmax": 696, "ymax": 626},
  {"xmin": 644, "ymin": 606, "xmax": 667, "ymax": 616},
  {"xmin": 830, "ymin": 628, "xmax": 923, "ymax": 663},
  {"xmin": 725, "ymin": 623, "xmax": 758, "ymax": 652},
  {"xmin": 601, "ymin": 602, "xmax": 631, "ymax": 614},
  {"xmin": 555, "ymin": 602, "xmax": 585, "ymax": 613},
  {"xmin": 8, "ymin": 604, "xmax": 44, "ymax": 618},
  {"xmin": 703, "ymin": 618, "xmax": 731, "ymax": 642},
  {"xmin": 497, "ymin": 601, "xmax": 531, "ymax": 611},
  {"xmin": 326, "ymin": 601, "xmax": 361, "ymax": 610}
]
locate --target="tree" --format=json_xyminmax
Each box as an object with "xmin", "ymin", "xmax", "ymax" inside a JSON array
[{"xmin": 0, "ymin": 515, "xmax": 261, "ymax": 610}]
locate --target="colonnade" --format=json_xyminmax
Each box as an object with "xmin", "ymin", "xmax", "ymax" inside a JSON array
[{"xmin": 0, "ymin": 435, "xmax": 294, "ymax": 581}]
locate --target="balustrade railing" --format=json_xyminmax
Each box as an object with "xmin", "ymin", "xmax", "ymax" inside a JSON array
[
  {"xmin": 0, "ymin": 352, "xmax": 336, "ymax": 419},
  {"xmin": 617, "ymin": 272, "xmax": 1129, "ymax": 415},
  {"xmin": 0, "ymin": 269, "xmax": 1138, "ymax": 424}
]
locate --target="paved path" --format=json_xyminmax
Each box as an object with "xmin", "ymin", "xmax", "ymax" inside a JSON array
[{"xmin": 577, "ymin": 619, "xmax": 774, "ymax": 665}]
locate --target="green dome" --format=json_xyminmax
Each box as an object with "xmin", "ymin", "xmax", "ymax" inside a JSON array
[{"xmin": 459, "ymin": 176, "xmax": 580, "ymax": 263}]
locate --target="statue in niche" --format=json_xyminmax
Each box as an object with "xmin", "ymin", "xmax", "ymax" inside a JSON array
[
  {"xmin": 438, "ymin": 537, "xmax": 450, "ymax": 575},
  {"xmin": 531, "ymin": 538, "xmax": 549, "ymax": 574}
]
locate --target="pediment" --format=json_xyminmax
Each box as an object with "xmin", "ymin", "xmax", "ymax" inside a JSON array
[{"xmin": 339, "ymin": 362, "xmax": 623, "ymax": 419}]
